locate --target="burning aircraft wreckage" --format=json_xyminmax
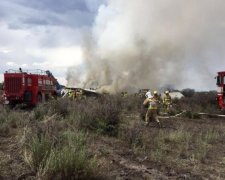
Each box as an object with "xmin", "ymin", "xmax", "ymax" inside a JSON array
[{"xmin": 1, "ymin": 67, "xmax": 225, "ymax": 113}]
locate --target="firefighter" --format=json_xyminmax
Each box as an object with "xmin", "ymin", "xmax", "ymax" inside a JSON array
[
  {"xmin": 153, "ymin": 90, "xmax": 162, "ymax": 114},
  {"xmin": 163, "ymin": 91, "xmax": 172, "ymax": 112},
  {"xmin": 70, "ymin": 91, "xmax": 76, "ymax": 99},
  {"xmin": 68, "ymin": 90, "xmax": 75, "ymax": 99},
  {"xmin": 143, "ymin": 92, "xmax": 161, "ymax": 128},
  {"xmin": 121, "ymin": 91, "xmax": 128, "ymax": 97},
  {"xmin": 153, "ymin": 91, "xmax": 162, "ymax": 102}
]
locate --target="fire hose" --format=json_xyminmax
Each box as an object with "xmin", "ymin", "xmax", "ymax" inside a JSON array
[
  {"xmin": 159, "ymin": 111, "xmax": 225, "ymax": 119},
  {"xmin": 158, "ymin": 111, "xmax": 187, "ymax": 119}
]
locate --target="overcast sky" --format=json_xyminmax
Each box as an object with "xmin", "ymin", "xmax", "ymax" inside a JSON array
[{"xmin": 0, "ymin": 0, "xmax": 105, "ymax": 84}]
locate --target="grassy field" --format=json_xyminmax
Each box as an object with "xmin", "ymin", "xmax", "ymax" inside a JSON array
[{"xmin": 0, "ymin": 92, "xmax": 225, "ymax": 179}]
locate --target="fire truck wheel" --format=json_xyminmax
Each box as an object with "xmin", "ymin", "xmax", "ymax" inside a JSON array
[
  {"xmin": 9, "ymin": 101, "xmax": 16, "ymax": 108},
  {"xmin": 37, "ymin": 94, "xmax": 42, "ymax": 104}
]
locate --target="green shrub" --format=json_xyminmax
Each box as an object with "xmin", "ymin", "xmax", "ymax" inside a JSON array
[
  {"xmin": 122, "ymin": 95, "xmax": 143, "ymax": 112},
  {"xmin": 0, "ymin": 123, "xmax": 10, "ymax": 137},
  {"xmin": 6, "ymin": 111, "xmax": 28, "ymax": 128},
  {"xmin": 24, "ymin": 135, "xmax": 52, "ymax": 171},
  {"xmin": 0, "ymin": 107, "xmax": 30, "ymax": 129},
  {"xmin": 0, "ymin": 107, "xmax": 10, "ymax": 124},
  {"xmin": 49, "ymin": 99, "xmax": 70, "ymax": 117},
  {"xmin": 43, "ymin": 131, "xmax": 96, "ymax": 179},
  {"xmin": 33, "ymin": 104, "xmax": 51, "ymax": 121},
  {"xmin": 192, "ymin": 138, "xmax": 209, "ymax": 161},
  {"xmin": 165, "ymin": 130, "xmax": 192, "ymax": 143},
  {"xmin": 202, "ymin": 129, "xmax": 220, "ymax": 144},
  {"xmin": 31, "ymin": 96, "xmax": 122, "ymax": 136},
  {"xmin": 68, "ymin": 96, "xmax": 122, "ymax": 136},
  {"xmin": 174, "ymin": 91, "xmax": 219, "ymax": 114},
  {"xmin": 150, "ymin": 148, "xmax": 168, "ymax": 162},
  {"xmin": 24, "ymin": 130, "xmax": 97, "ymax": 179}
]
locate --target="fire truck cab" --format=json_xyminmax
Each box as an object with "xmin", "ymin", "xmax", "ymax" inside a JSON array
[
  {"xmin": 3, "ymin": 69, "xmax": 58, "ymax": 106},
  {"xmin": 216, "ymin": 71, "xmax": 225, "ymax": 110}
]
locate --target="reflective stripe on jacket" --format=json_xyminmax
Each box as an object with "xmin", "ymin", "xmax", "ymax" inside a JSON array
[
  {"xmin": 148, "ymin": 97, "xmax": 158, "ymax": 110},
  {"xmin": 163, "ymin": 95, "xmax": 172, "ymax": 104}
]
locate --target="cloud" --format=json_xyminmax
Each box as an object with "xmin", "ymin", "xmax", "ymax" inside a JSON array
[
  {"xmin": 6, "ymin": 61, "xmax": 17, "ymax": 66},
  {"xmin": 85, "ymin": 0, "xmax": 106, "ymax": 12},
  {"xmin": 0, "ymin": 48, "xmax": 11, "ymax": 54},
  {"xmin": 0, "ymin": 0, "xmax": 107, "ymax": 85},
  {"xmin": 5, "ymin": 61, "xmax": 28, "ymax": 69},
  {"xmin": 0, "ymin": 0, "xmax": 100, "ymax": 29},
  {"xmin": 13, "ymin": 0, "xmax": 89, "ymax": 13},
  {"xmin": 32, "ymin": 46, "xmax": 83, "ymax": 68}
]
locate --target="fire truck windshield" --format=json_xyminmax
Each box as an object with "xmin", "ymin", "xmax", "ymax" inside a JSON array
[{"xmin": 217, "ymin": 76, "xmax": 222, "ymax": 85}]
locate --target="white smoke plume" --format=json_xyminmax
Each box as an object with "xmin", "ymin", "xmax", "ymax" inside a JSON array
[{"xmin": 67, "ymin": 0, "xmax": 225, "ymax": 93}]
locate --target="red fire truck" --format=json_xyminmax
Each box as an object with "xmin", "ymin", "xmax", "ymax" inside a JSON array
[
  {"xmin": 2, "ymin": 69, "xmax": 59, "ymax": 106},
  {"xmin": 216, "ymin": 71, "xmax": 225, "ymax": 110}
]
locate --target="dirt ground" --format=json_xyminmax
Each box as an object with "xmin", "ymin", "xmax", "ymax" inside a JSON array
[
  {"xmin": 0, "ymin": 130, "xmax": 30, "ymax": 180},
  {"xmin": 90, "ymin": 116, "xmax": 225, "ymax": 179},
  {"xmin": 0, "ymin": 113, "xmax": 225, "ymax": 179}
]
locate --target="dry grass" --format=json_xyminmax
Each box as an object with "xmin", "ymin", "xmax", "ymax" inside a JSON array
[
  {"xmin": 0, "ymin": 91, "xmax": 225, "ymax": 179},
  {"xmin": 119, "ymin": 116, "xmax": 225, "ymax": 176}
]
